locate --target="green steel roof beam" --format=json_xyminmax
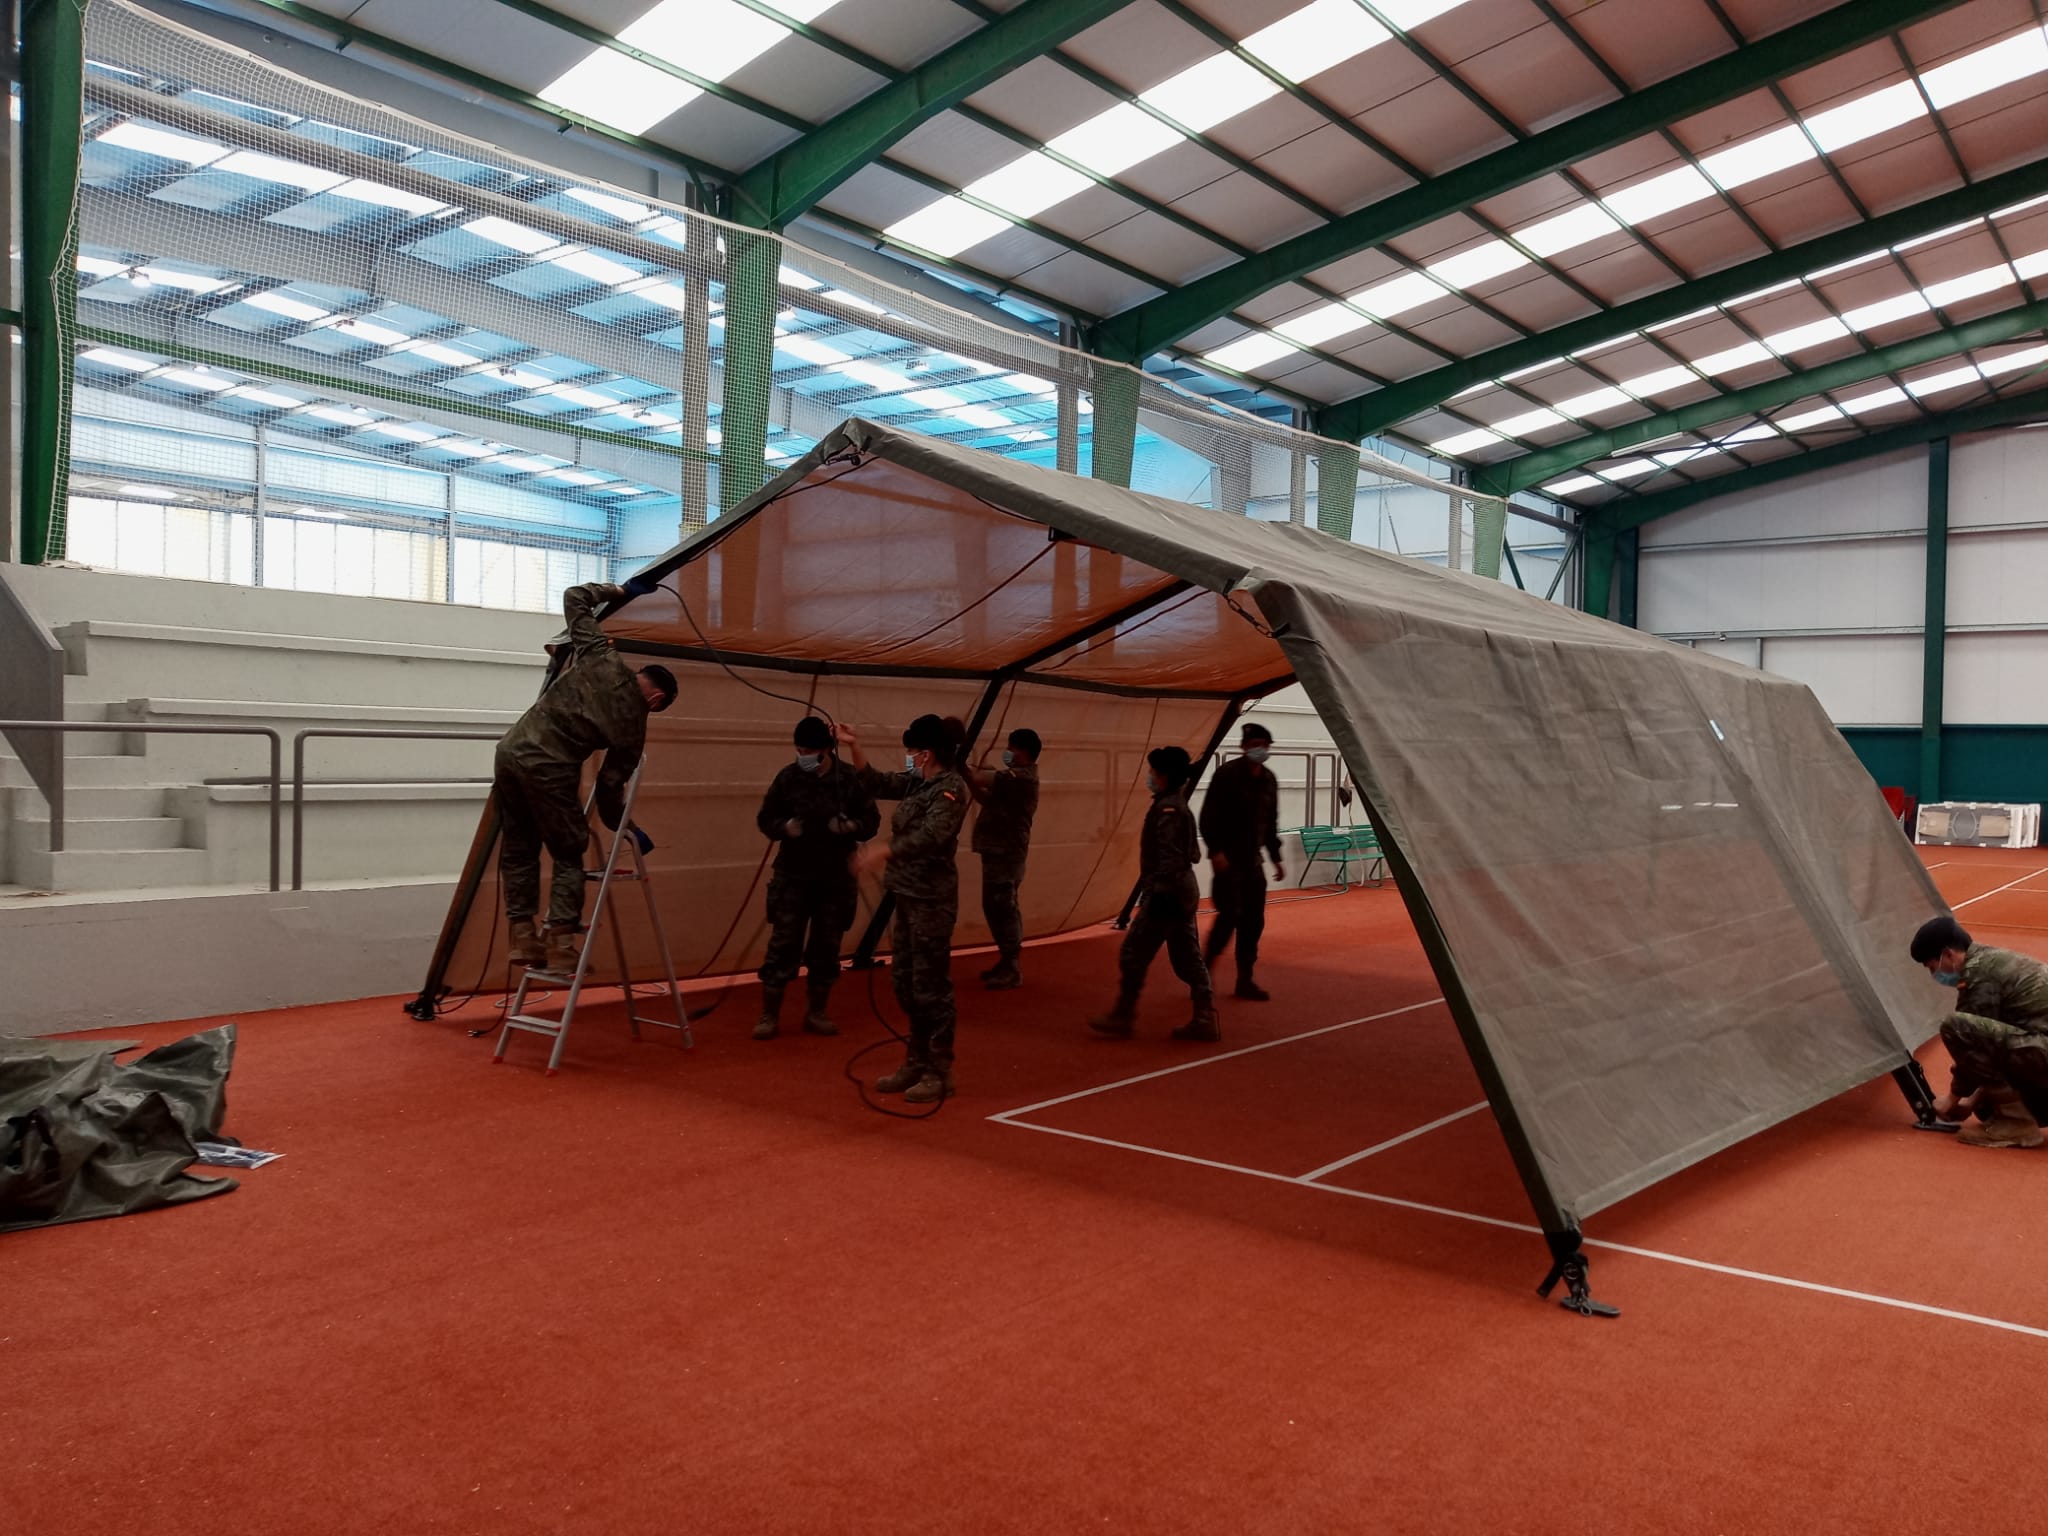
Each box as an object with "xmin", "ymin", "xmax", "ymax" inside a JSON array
[
  {"xmin": 1471, "ymin": 298, "xmax": 2048, "ymax": 496},
  {"xmin": 1313, "ymin": 153, "xmax": 2048, "ymax": 443},
  {"xmin": 1595, "ymin": 382, "xmax": 2048, "ymax": 532},
  {"xmin": 1089, "ymin": 0, "xmax": 1970, "ymax": 364},
  {"xmin": 731, "ymin": 0, "xmax": 1137, "ymax": 228}
]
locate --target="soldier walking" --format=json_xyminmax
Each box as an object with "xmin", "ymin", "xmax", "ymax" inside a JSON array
[
  {"xmin": 1200, "ymin": 722, "xmax": 1284, "ymax": 1002},
  {"xmin": 965, "ymin": 727, "xmax": 1042, "ymax": 990}
]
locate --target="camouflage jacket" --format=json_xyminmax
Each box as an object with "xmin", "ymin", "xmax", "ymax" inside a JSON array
[
  {"xmin": 1200, "ymin": 755, "xmax": 1280, "ymax": 860},
  {"xmin": 756, "ymin": 757, "xmax": 880, "ymax": 883},
  {"xmin": 495, "ymin": 582, "xmax": 648, "ymax": 828},
  {"xmin": 857, "ymin": 764, "xmax": 968, "ymax": 905},
  {"xmin": 1957, "ymin": 944, "xmax": 2048, "ymax": 1034},
  {"xmin": 1138, "ymin": 787, "xmax": 1201, "ymax": 911},
  {"xmin": 971, "ymin": 761, "xmax": 1039, "ymax": 862}
]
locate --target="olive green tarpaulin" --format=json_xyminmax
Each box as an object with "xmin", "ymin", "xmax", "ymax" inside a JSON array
[{"xmin": 421, "ymin": 419, "xmax": 1947, "ymax": 1239}]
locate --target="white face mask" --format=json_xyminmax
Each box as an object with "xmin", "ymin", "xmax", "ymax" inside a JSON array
[
  {"xmin": 1245, "ymin": 745, "xmax": 1270, "ymax": 764},
  {"xmin": 796, "ymin": 752, "xmax": 821, "ymax": 772},
  {"xmin": 1002, "ymin": 749, "xmax": 1015, "ymax": 768},
  {"xmin": 905, "ymin": 752, "xmax": 920, "ymax": 773}
]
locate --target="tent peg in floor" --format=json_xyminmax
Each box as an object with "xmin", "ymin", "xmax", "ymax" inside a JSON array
[{"xmin": 1539, "ymin": 1229, "xmax": 1620, "ymax": 1319}]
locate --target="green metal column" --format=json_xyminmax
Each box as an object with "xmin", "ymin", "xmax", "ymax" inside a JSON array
[
  {"xmin": 19, "ymin": 0, "xmax": 84, "ymax": 564},
  {"xmin": 1615, "ymin": 526, "xmax": 1639, "ymax": 628},
  {"xmin": 720, "ymin": 226, "xmax": 779, "ymax": 510},
  {"xmin": 1316, "ymin": 444, "xmax": 1358, "ymax": 540},
  {"xmin": 1089, "ymin": 363, "xmax": 1139, "ymax": 488},
  {"xmin": 1921, "ymin": 437, "xmax": 1950, "ymax": 802},
  {"xmin": 1580, "ymin": 524, "xmax": 1616, "ymax": 620}
]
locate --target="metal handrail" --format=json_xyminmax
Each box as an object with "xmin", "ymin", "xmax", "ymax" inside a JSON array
[
  {"xmin": 0, "ymin": 720, "xmax": 283, "ymax": 889},
  {"xmin": 291, "ymin": 728, "xmax": 502, "ymax": 890},
  {"xmin": 1213, "ymin": 747, "xmax": 1344, "ymax": 828}
]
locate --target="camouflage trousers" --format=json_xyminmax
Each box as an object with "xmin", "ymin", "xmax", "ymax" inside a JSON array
[
  {"xmin": 1941, "ymin": 1011, "xmax": 2048, "ymax": 1123},
  {"xmin": 892, "ymin": 895, "xmax": 958, "ymax": 1074},
  {"xmin": 1120, "ymin": 889, "xmax": 1212, "ymax": 1005},
  {"xmin": 981, "ymin": 855, "xmax": 1026, "ymax": 964},
  {"xmin": 1205, "ymin": 861, "xmax": 1268, "ymax": 973},
  {"xmin": 758, "ymin": 874, "xmax": 856, "ymax": 991},
  {"xmin": 494, "ymin": 761, "xmax": 590, "ymax": 930}
]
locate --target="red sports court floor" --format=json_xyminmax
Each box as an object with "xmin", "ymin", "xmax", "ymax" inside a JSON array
[{"xmin": 5, "ymin": 845, "xmax": 2046, "ymax": 1534}]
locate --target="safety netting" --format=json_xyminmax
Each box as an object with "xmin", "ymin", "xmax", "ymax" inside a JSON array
[{"xmin": 423, "ymin": 417, "xmax": 1948, "ymax": 1237}]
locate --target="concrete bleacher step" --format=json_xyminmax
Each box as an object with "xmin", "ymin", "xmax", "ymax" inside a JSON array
[
  {"xmin": 12, "ymin": 846, "xmax": 213, "ymax": 892},
  {"xmin": 0, "ymin": 754, "xmax": 155, "ymax": 789},
  {"xmin": 6, "ymin": 783, "xmax": 173, "ymax": 820},
  {"xmin": 9, "ymin": 815, "xmax": 187, "ymax": 853}
]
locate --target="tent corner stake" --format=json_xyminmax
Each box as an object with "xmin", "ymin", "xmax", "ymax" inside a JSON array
[{"xmin": 1537, "ymin": 1229, "xmax": 1620, "ymax": 1319}]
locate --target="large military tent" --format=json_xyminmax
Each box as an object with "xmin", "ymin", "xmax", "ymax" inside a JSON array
[{"xmin": 419, "ymin": 417, "xmax": 1945, "ymax": 1270}]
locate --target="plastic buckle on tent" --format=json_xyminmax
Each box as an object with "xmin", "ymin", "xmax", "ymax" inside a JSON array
[{"xmin": 1538, "ymin": 1231, "xmax": 1620, "ymax": 1319}]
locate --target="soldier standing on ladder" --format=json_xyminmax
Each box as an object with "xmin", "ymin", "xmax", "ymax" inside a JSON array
[{"xmin": 493, "ymin": 580, "xmax": 677, "ymax": 974}]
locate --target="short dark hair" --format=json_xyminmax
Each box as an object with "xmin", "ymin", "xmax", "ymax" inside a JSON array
[
  {"xmin": 638, "ymin": 664, "xmax": 678, "ymax": 710},
  {"xmin": 793, "ymin": 715, "xmax": 833, "ymax": 750},
  {"xmin": 903, "ymin": 713, "xmax": 966, "ymax": 768},
  {"xmin": 1911, "ymin": 914, "xmax": 1971, "ymax": 963},
  {"xmin": 1147, "ymin": 745, "xmax": 1192, "ymax": 789},
  {"xmin": 1239, "ymin": 723, "xmax": 1273, "ymax": 744},
  {"xmin": 1008, "ymin": 728, "xmax": 1042, "ymax": 759}
]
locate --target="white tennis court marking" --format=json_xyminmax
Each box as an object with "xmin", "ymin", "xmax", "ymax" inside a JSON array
[
  {"xmin": 1297, "ymin": 1101, "xmax": 1489, "ymax": 1181},
  {"xmin": 993, "ymin": 1117, "xmax": 2048, "ymax": 1342},
  {"xmin": 1953, "ymin": 868, "xmax": 2048, "ymax": 909}
]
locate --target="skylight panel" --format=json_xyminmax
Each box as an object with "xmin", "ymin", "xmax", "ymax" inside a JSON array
[
  {"xmin": 463, "ymin": 216, "xmax": 559, "ymax": 254},
  {"xmin": 1140, "ymin": 53, "xmax": 1279, "ymax": 134},
  {"xmin": 1009, "ymin": 429, "xmax": 1053, "ymax": 443},
  {"xmin": 999, "ymin": 373, "xmax": 1057, "ymax": 398},
  {"xmin": 1205, "ymin": 332, "xmax": 1299, "ymax": 372},
  {"xmin": 369, "ymin": 422, "xmax": 445, "ymax": 442},
  {"xmin": 117, "ymin": 484, "xmax": 182, "ymax": 501},
  {"xmin": 1598, "ymin": 459, "xmax": 1660, "ymax": 480},
  {"xmin": 1803, "ymin": 80, "xmax": 1923, "ymax": 154},
  {"xmin": 779, "ymin": 266, "xmax": 821, "ymax": 290},
  {"xmin": 778, "ymin": 334, "xmax": 852, "ymax": 368},
  {"xmin": 1620, "ymin": 366, "xmax": 1697, "ymax": 397},
  {"xmin": 329, "ymin": 317, "xmax": 410, "ymax": 346},
  {"xmin": 431, "ymin": 439, "xmax": 498, "ymax": 458},
  {"xmin": 885, "ymin": 198, "xmax": 1010, "ymax": 258},
  {"xmin": 1274, "ymin": 303, "xmax": 1369, "ymax": 348},
  {"xmin": 950, "ymin": 405, "xmax": 1013, "ymax": 430},
  {"xmin": 541, "ymin": 468, "xmax": 607, "ymax": 485},
  {"xmin": 1377, "ymin": 0, "xmax": 1468, "ymax": 26},
  {"xmin": 824, "ymin": 288, "xmax": 888, "ymax": 315},
  {"xmin": 1427, "ymin": 240, "xmax": 1527, "ymax": 291},
  {"xmin": 302, "ymin": 405, "xmax": 376, "ymax": 427},
  {"xmin": 539, "ymin": 49, "xmax": 700, "ymax": 135},
  {"xmin": 1718, "ymin": 424, "xmax": 1779, "ymax": 444},
  {"xmin": 1543, "ymin": 474, "xmax": 1604, "ymax": 495},
  {"xmin": 1655, "ymin": 447, "xmax": 1717, "ymax": 466},
  {"xmin": 331, "ymin": 179, "xmax": 447, "ymax": 216},
  {"xmin": 1979, "ymin": 343, "xmax": 2048, "ymax": 376},
  {"xmin": 1777, "ymin": 404, "xmax": 1845, "ymax": 430},
  {"xmin": 160, "ymin": 367, "xmax": 230, "ymax": 391},
  {"xmin": 243, "ymin": 290, "xmax": 331, "ymax": 322},
  {"xmin": 488, "ymin": 367, "xmax": 555, "ymax": 390},
  {"xmin": 1923, "ymin": 266, "xmax": 2013, "ymax": 307},
  {"xmin": 401, "ymin": 341, "xmax": 479, "ymax": 367},
  {"xmin": 1602, "ymin": 164, "xmax": 1716, "ymax": 227},
  {"xmin": 1698, "ymin": 125, "xmax": 1815, "ymax": 192},
  {"xmin": 551, "ymin": 249, "xmax": 641, "ymax": 286},
  {"xmin": 212, "ymin": 150, "xmax": 345, "ymax": 194},
  {"xmin": 1839, "ymin": 292, "xmax": 1929, "ymax": 330},
  {"xmin": 1766, "ymin": 317, "xmax": 1851, "ymax": 355},
  {"xmin": 631, "ymin": 281, "xmax": 693, "ymax": 313},
  {"xmin": 1491, "ymin": 407, "xmax": 1565, "ymax": 437},
  {"xmin": 565, "ymin": 187, "xmax": 653, "ymax": 222},
  {"xmin": 1555, "ymin": 386, "xmax": 1633, "ymax": 416},
  {"xmin": 964, "ymin": 152, "xmax": 1094, "ymax": 220},
  {"xmin": 77, "ymin": 255, "xmax": 127, "ymax": 278},
  {"xmin": 1892, "ymin": 218, "xmax": 1985, "ymax": 253},
  {"xmin": 1694, "ymin": 342, "xmax": 1776, "ymax": 375},
  {"xmin": 1349, "ymin": 269, "xmax": 1448, "ymax": 320},
  {"xmin": 96, "ymin": 120, "xmax": 226, "ymax": 164},
  {"xmin": 2012, "ymin": 248, "xmax": 2048, "ymax": 280},
  {"xmin": 1431, "ymin": 426, "xmax": 1504, "ymax": 455},
  {"xmin": 546, "ymin": 385, "xmax": 616, "ymax": 409},
  {"xmin": 1841, "ymin": 387, "xmax": 1908, "ymax": 414},
  {"xmin": 80, "ymin": 348, "xmax": 154, "ymax": 371},
  {"xmin": 622, "ymin": 0, "xmax": 786, "ymax": 82},
  {"xmin": 834, "ymin": 359, "xmax": 913, "ymax": 393},
  {"xmin": 1515, "ymin": 202, "xmax": 1623, "ymax": 260},
  {"xmin": 1906, "ymin": 364, "xmax": 1982, "ymax": 396},
  {"xmin": 229, "ymin": 386, "xmax": 303, "ymax": 408},
  {"xmin": 1920, "ymin": 25, "xmax": 2048, "ymax": 111},
  {"xmin": 1046, "ymin": 102, "xmax": 1185, "ymax": 179},
  {"xmin": 1241, "ymin": 0, "xmax": 1389, "ymax": 83},
  {"xmin": 492, "ymin": 454, "xmax": 558, "ymax": 474}
]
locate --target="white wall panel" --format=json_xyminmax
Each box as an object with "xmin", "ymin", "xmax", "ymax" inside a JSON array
[
  {"xmin": 1640, "ymin": 539, "xmax": 1922, "ymax": 635},
  {"xmin": 1757, "ymin": 635, "xmax": 1923, "ymax": 726},
  {"xmin": 1639, "ymin": 448, "xmax": 1924, "ymax": 547},
  {"xmin": 1945, "ymin": 526, "xmax": 2048, "ymax": 628},
  {"xmin": 1945, "ymin": 632, "xmax": 2048, "ymax": 724},
  {"xmin": 1951, "ymin": 426, "xmax": 2048, "ymax": 528}
]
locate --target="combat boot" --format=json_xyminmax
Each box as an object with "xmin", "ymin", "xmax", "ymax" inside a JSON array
[
  {"xmin": 802, "ymin": 982, "xmax": 838, "ymax": 1036},
  {"xmin": 1171, "ymin": 995, "xmax": 1221, "ymax": 1044},
  {"xmin": 507, "ymin": 918, "xmax": 545, "ymax": 969},
  {"xmin": 902, "ymin": 1071, "xmax": 951, "ymax": 1105},
  {"xmin": 876, "ymin": 1057, "xmax": 926, "ymax": 1093},
  {"xmin": 982, "ymin": 959, "xmax": 1022, "ymax": 991},
  {"xmin": 1957, "ymin": 1090, "xmax": 2043, "ymax": 1148},
  {"xmin": 1233, "ymin": 971, "xmax": 1270, "ymax": 1003},
  {"xmin": 1088, "ymin": 994, "xmax": 1138, "ymax": 1038},
  {"xmin": 542, "ymin": 924, "xmax": 582, "ymax": 974},
  {"xmin": 754, "ymin": 985, "xmax": 784, "ymax": 1041}
]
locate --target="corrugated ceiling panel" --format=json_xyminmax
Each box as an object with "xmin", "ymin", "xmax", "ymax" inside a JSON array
[
  {"xmin": 1259, "ymin": 124, "xmax": 1412, "ymax": 217},
  {"xmin": 1168, "ymin": 171, "xmax": 1325, "ymax": 251},
  {"xmin": 1007, "ymin": 248, "xmax": 1164, "ymax": 318},
  {"xmin": 1563, "ymin": 0, "xmax": 1727, "ymax": 91},
  {"xmin": 1061, "ymin": 207, "xmax": 1237, "ymax": 288},
  {"xmin": 1350, "ymin": 77, "xmax": 1513, "ymax": 179},
  {"xmin": 1452, "ymin": 14, "xmax": 1618, "ymax": 136}
]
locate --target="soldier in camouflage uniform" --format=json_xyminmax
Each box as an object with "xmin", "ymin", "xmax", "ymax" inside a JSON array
[
  {"xmin": 1200, "ymin": 722, "xmax": 1284, "ymax": 1002},
  {"xmin": 752, "ymin": 716, "xmax": 880, "ymax": 1040},
  {"xmin": 839, "ymin": 714, "xmax": 969, "ymax": 1105},
  {"xmin": 1911, "ymin": 914, "xmax": 2048, "ymax": 1148},
  {"xmin": 1089, "ymin": 745, "xmax": 1219, "ymax": 1043},
  {"xmin": 493, "ymin": 580, "xmax": 676, "ymax": 973},
  {"xmin": 965, "ymin": 727, "xmax": 1042, "ymax": 991}
]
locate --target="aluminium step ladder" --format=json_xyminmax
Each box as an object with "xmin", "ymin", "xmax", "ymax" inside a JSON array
[{"xmin": 494, "ymin": 762, "xmax": 691, "ymax": 1074}]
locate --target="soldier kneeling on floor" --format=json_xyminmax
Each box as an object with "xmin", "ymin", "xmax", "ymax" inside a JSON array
[{"xmin": 1911, "ymin": 913, "xmax": 2048, "ymax": 1149}]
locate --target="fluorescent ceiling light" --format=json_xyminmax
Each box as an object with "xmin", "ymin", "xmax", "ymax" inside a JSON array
[
  {"xmin": 1046, "ymin": 102, "xmax": 1184, "ymax": 179},
  {"xmin": 1921, "ymin": 26, "xmax": 2048, "ymax": 111},
  {"xmin": 1924, "ymin": 266, "xmax": 2013, "ymax": 307},
  {"xmin": 1621, "ymin": 366, "xmax": 1697, "ymax": 397},
  {"xmin": 1349, "ymin": 270, "xmax": 1447, "ymax": 320},
  {"xmin": 1693, "ymin": 342, "xmax": 1776, "ymax": 375},
  {"xmin": 1839, "ymin": 292, "xmax": 1929, "ymax": 330},
  {"xmin": 463, "ymin": 216, "xmax": 559, "ymax": 255},
  {"xmin": 1906, "ymin": 364, "xmax": 1982, "ymax": 396},
  {"xmin": 1515, "ymin": 202, "xmax": 1623, "ymax": 259},
  {"xmin": 1241, "ymin": 0, "xmax": 1389, "ymax": 84},
  {"xmin": 1274, "ymin": 303, "xmax": 1369, "ymax": 348},
  {"xmin": 1431, "ymin": 427, "xmax": 1503, "ymax": 455},
  {"xmin": 80, "ymin": 347, "xmax": 154, "ymax": 372},
  {"xmin": 1698, "ymin": 125, "xmax": 1815, "ymax": 191},
  {"xmin": 964, "ymin": 152, "xmax": 1093, "ymax": 220},
  {"xmin": 1804, "ymin": 80, "xmax": 1924, "ymax": 154},
  {"xmin": 1555, "ymin": 386, "xmax": 1633, "ymax": 416},
  {"xmin": 330, "ymin": 317, "xmax": 410, "ymax": 346},
  {"xmin": 1767, "ymin": 317, "xmax": 1851, "ymax": 355},
  {"xmin": 229, "ymin": 386, "xmax": 301, "ymax": 408},
  {"xmin": 96, "ymin": 121, "xmax": 226, "ymax": 165},
  {"xmin": 1777, "ymin": 404, "xmax": 1845, "ymax": 431},
  {"xmin": 243, "ymin": 290, "xmax": 331, "ymax": 322},
  {"xmin": 1491, "ymin": 407, "xmax": 1565, "ymax": 437},
  {"xmin": 1205, "ymin": 332, "xmax": 1299, "ymax": 372},
  {"xmin": 551, "ymin": 249, "xmax": 641, "ymax": 286},
  {"xmin": 213, "ymin": 150, "xmax": 345, "ymax": 194},
  {"xmin": 1141, "ymin": 52, "xmax": 1278, "ymax": 135},
  {"xmin": 1598, "ymin": 460, "xmax": 1660, "ymax": 481},
  {"xmin": 778, "ymin": 335, "xmax": 851, "ymax": 367},
  {"xmin": 1542, "ymin": 474, "xmax": 1605, "ymax": 495},
  {"xmin": 539, "ymin": 48, "xmax": 700, "ymax": 135},
  {"xmin": 331, "ymin": 179, "xmax": 446, "ymax": 216},
  {"xmin": 1603, "ymin": 164, "xmax": 1715, "ymax": 226},
  {"xmin": 1427, "ymin": 240, "xmax": 1527, "ymax": 291},
  {"xmin": 1841, "ymin": 387, "xmax": 1908, "ymax": 414},
  {"xmin": 565, "ymin": 187, "xmax": 653, "ymax": 222},
  {"xmin": 885, "ymin": 198, "xmax": 1010, "ymax": 258}
]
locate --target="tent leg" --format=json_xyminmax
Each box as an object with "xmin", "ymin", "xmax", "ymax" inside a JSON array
[
  {"xmin": 1895, "ymin": 1059, "xmax": 1955, "ymax": 1132},
  {"xmin": 1537, "ymin": 1229, "xmax": 1619, "ymax": 1319}
]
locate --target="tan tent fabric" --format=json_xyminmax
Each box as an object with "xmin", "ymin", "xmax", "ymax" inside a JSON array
[{"xmin": 423, "ymin": 419, "xmax": 1946, "ymax": 1239}]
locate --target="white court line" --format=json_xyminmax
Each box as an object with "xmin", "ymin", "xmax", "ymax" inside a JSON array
[
  {"xmin": 1953, "ymin": 868, "xmax": 2048, "ymax": 909},
  {"xmin": 1298, "ymin": 1101, "xmax": 1488, "ymax": 1182},
  {"xmin": 987, "ymin": 997, "xmax": 1445, "ymax": 1124},
  {"xmin": 995, "ymin": 1117, "xmax": 2048, "ymax": 1342}
]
